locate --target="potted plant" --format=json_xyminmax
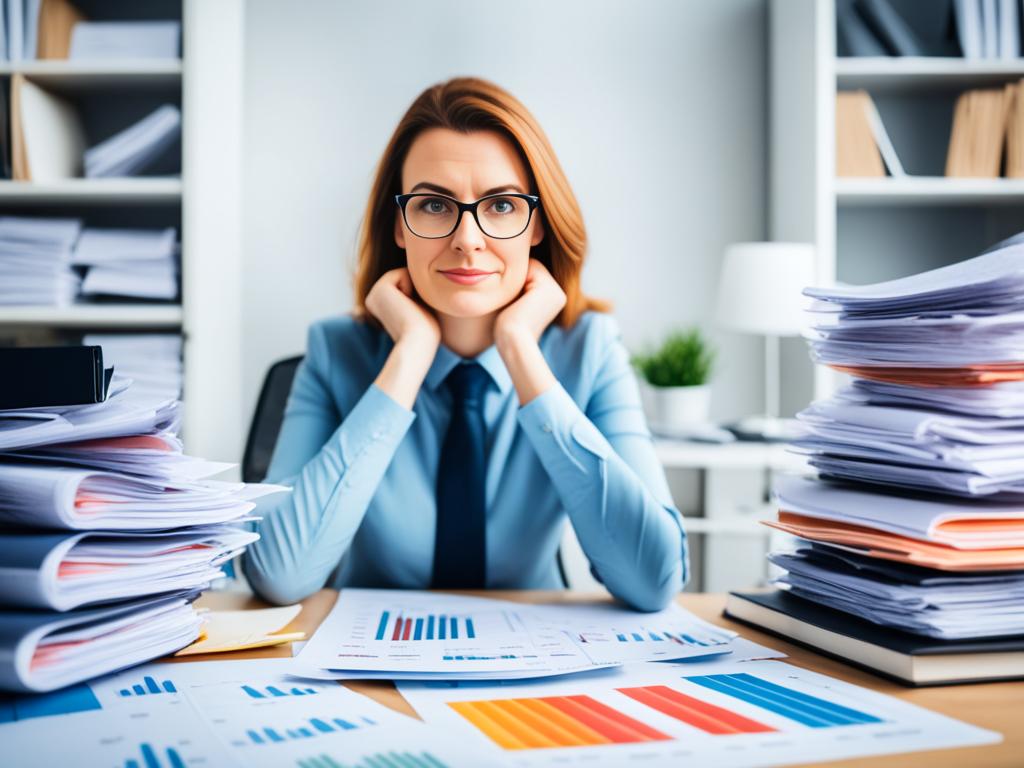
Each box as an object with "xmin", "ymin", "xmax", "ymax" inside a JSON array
[{"xmin": 632, "ymin": 328, "xmax": 715, "ymax": 432}]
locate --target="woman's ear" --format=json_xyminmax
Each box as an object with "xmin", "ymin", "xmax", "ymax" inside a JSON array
[
  {"xmin": 530, "ymin": 214, "xmax": 545, "ymax": 247},
  {"xmin": 394, "ymin": 210, "xmax": 406, "ymax": 249}
]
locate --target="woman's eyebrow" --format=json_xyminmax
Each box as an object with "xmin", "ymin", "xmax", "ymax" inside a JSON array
[{"xmin": 409, "ymin": 181, "xmax": 526, "ymax": 197}]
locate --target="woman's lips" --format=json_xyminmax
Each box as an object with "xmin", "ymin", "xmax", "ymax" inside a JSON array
[{"xmin": 440, "ymin": 270, "xmax": 495, "ymax": 285}]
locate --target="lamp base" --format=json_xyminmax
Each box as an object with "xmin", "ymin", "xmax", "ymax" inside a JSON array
[{"xmin": 725, "ymin": 415, "xmax": 805, "ymax": 443}]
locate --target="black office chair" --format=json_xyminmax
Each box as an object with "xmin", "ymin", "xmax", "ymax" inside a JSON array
[
  {"xmin": 241, "ymin": 353, "xmax": 570, "ymax": 587},
  {"xmin": 242, "ymin": 355, "xmax": 304, "ymax": 483}
]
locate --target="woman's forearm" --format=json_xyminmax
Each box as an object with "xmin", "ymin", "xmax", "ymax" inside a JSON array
[
  {"xmin": 374, "ymin": 334, "xmax": 437, "ymax": 409},
  {"xmin": 495, "ymin": 326, "xmax": 558, "ymax": 406}
]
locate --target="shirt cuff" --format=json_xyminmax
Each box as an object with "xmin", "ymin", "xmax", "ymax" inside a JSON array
[{"xmin": 337, "ymin": 382, "xmax": 416, "ymax": 465}]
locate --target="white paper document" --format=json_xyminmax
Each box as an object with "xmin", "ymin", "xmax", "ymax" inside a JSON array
[
  {"xmin": 295, "ymin": 589, "xmax": 740, "ymax": 680},
  {"xmin": 0, "ymin": 658, "xmax": 498, "ymax": 767},
  {"xmin": 398, "ymin": 659, "xmax": 1001, "ymax": 767}
]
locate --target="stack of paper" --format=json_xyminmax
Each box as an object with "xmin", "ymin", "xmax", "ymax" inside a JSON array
[
  {"xmin": 765, "ymin": 234, "xmax": 1024, "ymax": 640},
  {"xmin": 84, "ymin": 104, "xmax": 181, "ymax": 178},
  {"xmin": 0, "ymin": 372, "xmax": 288, "ymax": 692},
  {"xmin": 73, "ymin": 228, "xmax": 179, "ymax": 301},
  {"xmin": 83, "ymin": 333, "xmax": 183, "ymax": 401},
  {"xmin": 0, "ymin": 216, "xmax": 81, "ymax": 305},
  {"xmin": 69, "ymin": 21, "xmax": 181, "ymax": 61}
]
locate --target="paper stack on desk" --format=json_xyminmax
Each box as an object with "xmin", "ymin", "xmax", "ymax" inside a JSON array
[
  {"xmin": 763, "ymin": 234, "xmax": 1024, "ymax": 641},
  {"xmin": 0, "ymin": 371, "xmax": 287, "ymax": 693}
]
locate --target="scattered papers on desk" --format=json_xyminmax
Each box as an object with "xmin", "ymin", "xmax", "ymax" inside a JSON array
[
  {"xmin": 0, "ymin": 592, "xmax": 202, "ymax": 693},
  {"xmin": 0, "ymin": 658, "xmax": 497, "ymax": 768},
  {"xmin": 771, "ymin": 545, "xmax": 1024, "ymax": 640},
  {"xmin": 398, "ymin": 659, "xmax": 999, "ymax": 767},
  {"xmin": 84, "ymin": 104, "xmax": 181, "ymax": 178},
  {"xmin": 294, "ymin": 589, "xmax": 740, "ymax": 681},
  {"xmin": 176, "ymin": 605, "xmax": 305, "ymax": 656},
  {"xmin": 0, "ymin": 526, "xmax": 257, "ymax": 611}
]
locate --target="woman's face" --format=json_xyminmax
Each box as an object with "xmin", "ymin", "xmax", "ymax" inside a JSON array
[{"xmin": 395, "ymin": 127, "xmax": 544, "ymax": 320}]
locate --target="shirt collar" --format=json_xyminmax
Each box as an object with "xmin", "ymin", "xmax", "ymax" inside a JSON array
[{"xmin": 424, "ymin": 341, "xmax": 514, "ymax": 397}]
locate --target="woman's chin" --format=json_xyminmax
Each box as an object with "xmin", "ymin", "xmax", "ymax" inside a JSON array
[{"xmin": 433, "ymin": 294, "xmax": 507, "ymax": 319}]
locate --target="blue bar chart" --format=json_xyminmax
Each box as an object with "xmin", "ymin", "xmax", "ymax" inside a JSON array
[
  {"xmin": 375, "ymin": 610, "xmax": 477, "ymax": 642},
  {"xmin": 242, "ymin": 715, "xmax": 378, "ymax": 745},
  {"xmin": 122, "ymin": 742, "xmax": 186, "ymax": 768},
  {"xmin": 0, "ymin": 684, "xmax": 103, "ymax": 722},
  {"xmin": 684, "ymin": 673, "xmax": 884, "ymax": 728},
  {"xmin": 611, "ymin": 630, "xmax": 710, "ymax": 646},
  {"xmin": 242, "ymin": 684, "xmax": 319, "ymax": 699},
  {"xmin": 118, "ymin": 676, "xmax": 178, "ymax": 697}
]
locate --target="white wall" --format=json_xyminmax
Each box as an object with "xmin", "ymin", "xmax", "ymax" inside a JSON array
[{"xmin": 241, "ymin": 0, "xmax": 769, "ymax": 438}]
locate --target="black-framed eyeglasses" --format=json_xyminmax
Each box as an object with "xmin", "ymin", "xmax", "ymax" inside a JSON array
[{"xmin": 395, "ymin": 192, "xmax": 541, "ymax": 240}]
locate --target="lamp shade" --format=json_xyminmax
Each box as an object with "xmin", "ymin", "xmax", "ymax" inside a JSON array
[{"xmin": 715, "ymin": 242, "xmax": 816, "ymax": 336}]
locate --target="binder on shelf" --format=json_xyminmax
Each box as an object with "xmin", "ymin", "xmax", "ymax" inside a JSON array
[
  {"xmin": 836, "ymin": 90, "xmax": 903, "ymax": 178},
  {"xmin": 36, "ymin": 0, "xmax": 85, "ymax": 60},
  {"xmin": 1008, "ymin": 79, "xmax": 1024, "ymax": 178},
  {"xmin": 945, "ymin": 86, "xmax": 1013, "ymax": 178},
  {"xmin": 0, "ymin": 345, "xmax": 112, "ymax": 409},
  {"xmin": 10, "ymin": 73, "xmax": 86, "ymax": 181}
]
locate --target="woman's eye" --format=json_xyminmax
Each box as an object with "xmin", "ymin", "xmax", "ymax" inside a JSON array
[
  {"xmin": 418, "ymin": 198, "xmax": 451, "ymax": 215},
  {"xmin": 489, "ymin": 198, "xmax": 514, "ymax": 214}
]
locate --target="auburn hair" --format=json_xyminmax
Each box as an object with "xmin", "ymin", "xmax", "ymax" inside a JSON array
[{"xmin": 352, "ymin": 76, "xmax": 610, "ymax": 329}]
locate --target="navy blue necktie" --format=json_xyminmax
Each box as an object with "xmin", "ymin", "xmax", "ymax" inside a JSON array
[{"xmin": 432, "ymin": 361, "xmax": 489, "ymax": 588}]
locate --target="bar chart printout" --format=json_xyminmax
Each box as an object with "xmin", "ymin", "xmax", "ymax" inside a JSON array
[
  {"xmin": 119, "ymin": 676, "xmax": 178, "ymax": 697},
  {"xmin": 375, "ymin": 610, "xmax": 477, "ymax": 641},
  {"xmin": 398, "ymin": 660, "xmax": 1003, "ymax": 767},
  {"xmin": 123, "ymin": 742, "xmax": 186, "ymax": 768}
]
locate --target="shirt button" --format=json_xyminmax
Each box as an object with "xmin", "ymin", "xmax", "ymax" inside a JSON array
[{"xmin": 542, "ymin": 422, "xmax": 553, "ymax": 433}]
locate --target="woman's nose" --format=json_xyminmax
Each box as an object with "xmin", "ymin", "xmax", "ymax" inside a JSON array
[{"xmin": 450, "ymin": 208, "xmax": 487, "ymax": 252}]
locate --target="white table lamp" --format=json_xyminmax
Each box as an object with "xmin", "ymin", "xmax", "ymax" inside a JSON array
[{"xmin": 716, "ymin": 242, "xmax": 816, "ymax": 441}]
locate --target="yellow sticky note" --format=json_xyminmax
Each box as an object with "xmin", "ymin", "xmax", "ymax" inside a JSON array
[{"xmin": 176, "ymin": 605, "xmax": 304, "ymax": 656}]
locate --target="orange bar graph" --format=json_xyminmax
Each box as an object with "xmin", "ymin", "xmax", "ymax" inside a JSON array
[
  {"xmin": 449, "ymin": 695, "xmax": 672, "ymax": 750},
  {"xmin": 618, "ymin": 685, "xmax": 776, "ymax": 735}
]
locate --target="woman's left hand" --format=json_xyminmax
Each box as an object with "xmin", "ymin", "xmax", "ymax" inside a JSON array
[{"xmin": 494, "ymin": 258, "xmax": 567, "ymax": 348}]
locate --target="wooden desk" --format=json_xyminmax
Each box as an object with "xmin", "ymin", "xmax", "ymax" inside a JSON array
[{"xmin": 184, "ymin": 589, "xmax": 1020, "ymax": 768}]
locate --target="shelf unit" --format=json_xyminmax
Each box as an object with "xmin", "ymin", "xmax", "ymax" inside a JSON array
[
  {"xmin": 0, "ymin": 0, "xmax": 245, "ymax": 465},
  {"xmin": 770, "ymin": 0, "xmax": 1024, "ymax": 402}
]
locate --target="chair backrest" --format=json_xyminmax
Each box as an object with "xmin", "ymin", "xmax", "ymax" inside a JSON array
[{"xmin": 242, "ymin": 355, "xmax": 304, "ymax": 483}]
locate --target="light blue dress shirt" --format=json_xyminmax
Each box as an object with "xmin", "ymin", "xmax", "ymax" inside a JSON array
[{"xmin": 242, "ymin": 310, "xmax": 689, "ymax": 611}]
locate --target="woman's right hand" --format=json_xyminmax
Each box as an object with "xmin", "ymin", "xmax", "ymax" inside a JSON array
[
  {"xmin": 365, "ymin": 268, "xmax": 441, "ymax": 349},
  {"xmin": 366, "ymin": 268, "xmax": 440, "ymax": 410}
]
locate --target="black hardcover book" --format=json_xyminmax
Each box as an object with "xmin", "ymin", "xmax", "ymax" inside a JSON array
[
  {"xmin": 0, "ymin": 346, "xmax": 113, "ymax": 409},
  {"xmin": 725, "ymin": 590, "xmax": 1024, "ymax": 686}
]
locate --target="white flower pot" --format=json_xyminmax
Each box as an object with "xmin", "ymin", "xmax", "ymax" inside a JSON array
[{"xmin": 640, "ymin": 382, "xmax": 712, "ymax": 432}]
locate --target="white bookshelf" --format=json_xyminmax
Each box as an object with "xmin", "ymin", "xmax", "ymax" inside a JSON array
[
  {"xmin": 0, "ymin": 0, "xmax": 245, "ymax": 466},
  {"xmin": 770, "ymin": 0, "xmax": 1024, "ymax": 403},
  {"xmin": 0, "ymin": 178, "xmax": 182, "ymax": 203},
  {"xmin": 0, "ymin": 305, "xmax": 183, "ymax": 328}
]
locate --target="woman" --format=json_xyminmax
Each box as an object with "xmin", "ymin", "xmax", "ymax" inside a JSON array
[{"xmin": 243, "ymin": 77, "xmax": 688, "ymax": 611}]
